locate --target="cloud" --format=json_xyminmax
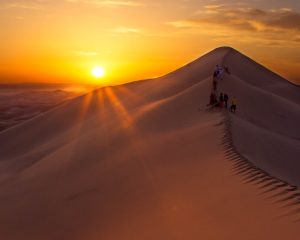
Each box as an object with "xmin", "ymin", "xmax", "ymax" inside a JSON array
[
  {"xmin": 167, "ymin": 5, "xmax": 300, "ymax": 46},
  {"xmin": 265, "ymin": 10, "xmax": 300, "ymax": 31},
  {"xmin": 0, "ymin": 2, "xmax": 44, "ymax": 10},
  {"xmin": 95, "ymin": 1, "xmax": 144, "ymax": 7},
  {"xmin": 72, "ymin": 51, "xmax": 99, "ymax": 56},
  {"xmin": 172, "ymin": 6, "xmax": 300, "ymax": 32},
  {"xmin": 112, "ymin": 27, "xmax": 141, "ymax": 33},
  {"xmin": 66, "ymin": 0, "xmax": 144, "ymax": 7},
  {"xmin": 15, "ymin": 16, "xmax": 25, "ymax": 20}
]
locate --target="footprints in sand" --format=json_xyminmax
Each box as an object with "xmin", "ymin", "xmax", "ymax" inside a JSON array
[{"xmin": 221, "ymin": 112, "xmax": 300, "ymax": 222}]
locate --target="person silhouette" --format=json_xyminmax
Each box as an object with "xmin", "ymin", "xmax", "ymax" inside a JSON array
[
  {"xmin": 224, "ymin": 93, "xmax": 229, "ymax": 108},
  {"xmin": 224, "ymin": 66, "xmax": 230, "ymax": 74},
  {"xmin": 213, "ymin": 79, "xmax": 217, "ymax": 91},
  {"xmin": 219, "ymin": 93, "xmax": 224, "ymax": 108},
  {"xmin": 230, "ymin": 97, "xmax": 237, "ymax": 113}
]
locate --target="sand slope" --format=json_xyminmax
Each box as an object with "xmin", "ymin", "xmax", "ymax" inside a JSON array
[
  {"xmin": 219, "ymin": 49, "xmax": 300, "ymax": 186},
  {"xmin": 0, "ymin": 47, "xmax": 299, "ymax": 240}
]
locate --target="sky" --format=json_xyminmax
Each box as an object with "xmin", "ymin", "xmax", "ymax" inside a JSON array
[{"xmin": 0, "ymin": 0, "xmax": 300, "ymax": 85}]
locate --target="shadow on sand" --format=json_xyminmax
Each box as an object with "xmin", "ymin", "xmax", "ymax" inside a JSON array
[{"xmin": 221, "ymin": 112, "xmax": 300, "ymax": 223}]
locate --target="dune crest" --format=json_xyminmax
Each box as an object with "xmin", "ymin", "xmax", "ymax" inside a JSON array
[{"xmin": 0, "ymin": 47, "xmax": 299, "ymax": 240}]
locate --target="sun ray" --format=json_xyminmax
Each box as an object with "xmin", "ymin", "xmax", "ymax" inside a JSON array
[
  {"xmin": 104, "ymin": 87, "xmax": 133, "ymax": 128},
  {"xmin": 115, "ymin": 85, "xmax": 145, "ymax": 104},
  {"xmin": 94, "ymin": 86, "xmax": 175, "ymax": 234},
  {"xmin": 64, "ymin": 92, "xmax": 95, "ymax": 161}
]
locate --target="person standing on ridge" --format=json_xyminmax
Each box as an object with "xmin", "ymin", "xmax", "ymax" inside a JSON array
[
  {"xmin": 213, "ymin": 70, "xmax": 218, "ymax": 79},
  {"xmin": 219, "ymin": 93, "xmax": 224, "ymax": 108},
  {"xmin": 224, "ymin": 66, "xmax": 230, "ymax": 74},
  {"xmin": 224, "ymin": 93, "xmax": 229, "ymax": 108},
  {"xmin": 213, "ymin": 79, "xmax": 217, "ymax": 91},
  {"xmin": 231, "ymin": 97, "xmax": 237, "ymax": 113},
  {"xmin": 209, "ymin": 93, "xmax": 214, "ymax": 105},
  {"xmin": 215, "ymin": 65, "xmax": 219, "ymax": 77},
  {"xmin": 218, "ymin": 66, "xmax": 224, "ymax": 76}
]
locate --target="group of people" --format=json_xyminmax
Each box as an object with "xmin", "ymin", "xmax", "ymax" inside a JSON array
[
  {"xmin": 208, "ymin": 65, "xmax": 237, "ymax": 113},
  {"xmin": 210, "ymin": 92, "xmax": 228, "ymax": 107}
]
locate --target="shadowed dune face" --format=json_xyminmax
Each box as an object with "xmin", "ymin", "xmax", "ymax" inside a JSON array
[
  {"xmin": 222, "ymin": 48, "xmax": 300, "ymax": 104},
  {"xmin": 0, "ymin": 47, "xmax": 299, "ymax": 239},
  {"xmin": 218, "ymin": 50, "xmax": 300, "ymax": 186}
]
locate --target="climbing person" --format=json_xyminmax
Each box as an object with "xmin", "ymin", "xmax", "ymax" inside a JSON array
[
  {"xmin": 213, "ymin": 70, "xmax": 218, "ymax": 78},
  {"xmin": 230, "ymin": 97, "xmax": 237, "ymax": 113},
  {"xmin": 213, "ymin": 79, "xmax": 217, "ymax": 91},
  {"xmin": 215, "ymin": 64, "xmax": 224, "ymax": 80},
  {"xmin": 215, "ymin": 65, "xmax": 219, "ymax": 74},
  {"xmin": 219, "ymin": 92, "xmax": 224, "ymax": 108},
  {"xmin": 224, "ymin": 93, "xmax": 229, "ymax": 108},
  {"xmin": 224, "ymin": 66, "xmax": 230, "ymax": 74},
  {"xmin": 218, "ymin": 66, "xmax": 224, "ymax": 76},
  {"xmin": 206, "ymin": 92, "xmax": 218, "ymax": 110},
  {"xmin": 213, "ymin": 92, "xmax": 218, "ymax": 105},
  {"xmin": 209, "ymin": 92, "xmax": 215, "ymax": 105}
]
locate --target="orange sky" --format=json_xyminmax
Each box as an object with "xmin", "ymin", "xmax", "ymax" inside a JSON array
[{"xmin": 0, "ymin": 0, "xmax": 300, "ymax": 86}]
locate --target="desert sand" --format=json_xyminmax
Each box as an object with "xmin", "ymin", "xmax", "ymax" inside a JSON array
[{"xmin": 0, "ymin": 47, "xmax": 299, "ymax": 240}]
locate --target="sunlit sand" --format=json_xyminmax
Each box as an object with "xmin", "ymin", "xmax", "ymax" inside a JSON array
[{"xmin": 0, "ymin": 47, "xmax": 299, "ymax": 240}]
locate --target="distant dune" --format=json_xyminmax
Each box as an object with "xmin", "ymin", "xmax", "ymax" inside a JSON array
[{"xmin": 0, "ymin": 47, "xmax": 299, "ymax": 240}]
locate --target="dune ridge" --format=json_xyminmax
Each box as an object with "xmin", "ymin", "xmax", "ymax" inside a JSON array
[{"xmin": 0, "ymin": 47, "xmax": 299, "ymax": 239}]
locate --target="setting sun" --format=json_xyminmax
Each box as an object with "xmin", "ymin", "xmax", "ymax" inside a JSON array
[{"xmin": 92, "ymin": 66, "xmax": 105, "ymax": 78}]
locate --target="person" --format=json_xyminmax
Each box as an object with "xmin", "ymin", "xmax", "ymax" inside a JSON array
[
  {"xmin": 215, "ymin": 65, "xmax": 219, "ymax": 74},
  {"xmin": 231, "ymin": 97, "xmax": 237, "ymax": 113},
  {"xmin": 224, "ymin": 66, "xmax": 230, "ymax": 74},
  {"xmin": 216, "ymin": 65, "xmax": 224, "ymax": 77},
  {"xmin": 218, "ymin": 66, "xmax": 224, "ymax": 76},
  {"xmin": 212, "ymin": 79, "xmax": 217, "ymax": 91},
  {"xmin": 209, "ymin": 92, "xmax": 215, "ymax": 105},
  {"xmin": 213, "ymin": 71, "xmax": 218, "ymax": 78},
  {"xmin": 219, "ymin": 93, "xmax": 224, "ymax": 108},
  {"xmin": 224, "ymin": 93, "xmax": 229, "ymax": 108},
  {"xmin": 207, "ymin": 92, "xmax": 218, "ymax": 109}
]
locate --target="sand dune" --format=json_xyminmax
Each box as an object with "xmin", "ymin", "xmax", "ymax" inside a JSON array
[
  {"xmin": 0, "ymin": 47, "xmax": 299, "ymax": 240},
  {"xmin": 219, "ymin": 49, "xmax": 300, "ymax": 186}
]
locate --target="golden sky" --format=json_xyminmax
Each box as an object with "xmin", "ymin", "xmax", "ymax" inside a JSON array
[{"xmin": 0, "ymin": 0, "xmax": 300, "ymax": 85}]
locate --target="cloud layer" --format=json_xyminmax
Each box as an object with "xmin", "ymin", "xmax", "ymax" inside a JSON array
[
  {"xmin": 167, "ymin": 5, "xmax": 300, "ymax": 46},
  {"xmin": 66, "ymin": 0, "xmax": 144, "ymax": 7},
  {"xmin": 0, "ymin": 1, "xmax": 44, "ymax": 10}
]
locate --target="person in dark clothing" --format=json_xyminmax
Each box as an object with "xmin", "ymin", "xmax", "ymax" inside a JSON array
[
  {"xmin": 219, "ymin": 93, "xmax": 224, "ymax": 108},
  {"xmin": 213, "ymin": 71, "xmax": 218, "ymax": 78},
  {"xmin": 212, "ymin": 79, "xmax": 217, "ymax": 91},
  {"xmin": 209, "ymin": 93, "xmax": 215, "ymax": 105},
  {"xmin": 224, "ymin": 93, "xmax": 229, "ymax": 108},
  {"xmin": 224, "ymin": 66, "xmax": 230, "ymax": 74}
]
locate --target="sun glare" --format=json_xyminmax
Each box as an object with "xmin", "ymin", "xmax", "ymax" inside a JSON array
[{"xmin": 92, "ymin": 66, "xmax": 105, "ymax": 78}]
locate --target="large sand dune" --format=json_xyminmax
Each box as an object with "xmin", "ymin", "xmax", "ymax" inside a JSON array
[{"xmin": 0, "ymin": 47, "xmax": 299, "ymax": 239}]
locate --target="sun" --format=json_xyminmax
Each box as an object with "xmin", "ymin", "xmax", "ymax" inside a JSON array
[{"xmin": 92, "ymin": 66, "xmax": 105, "ymax": 78}]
